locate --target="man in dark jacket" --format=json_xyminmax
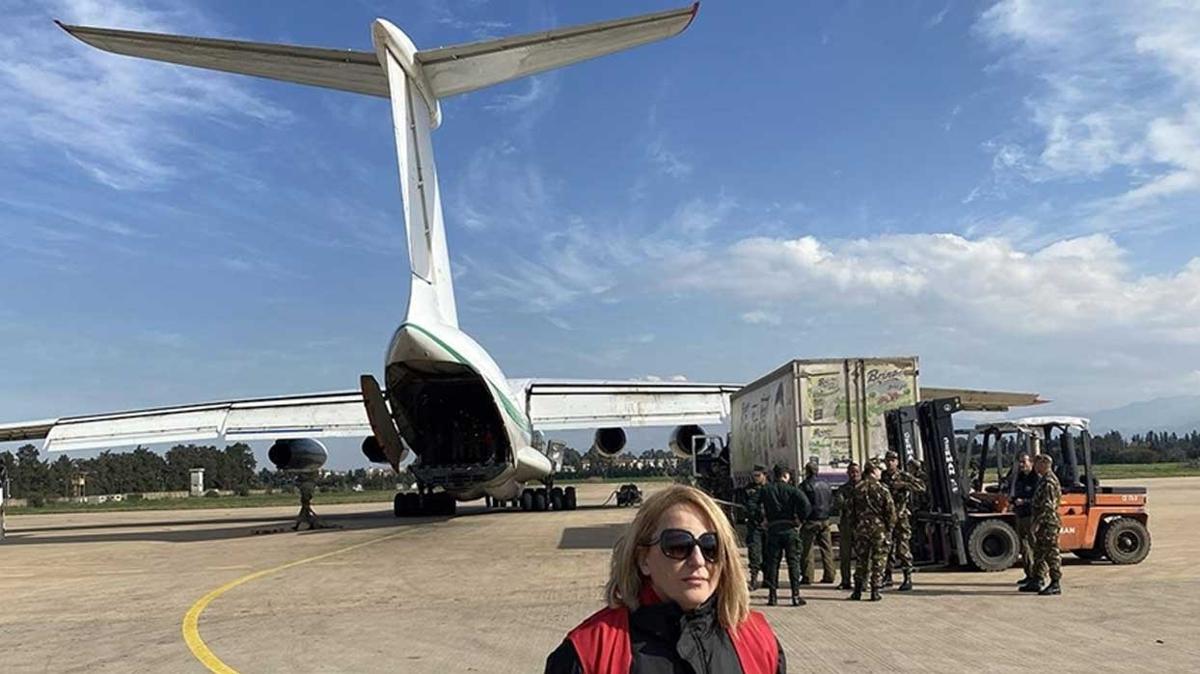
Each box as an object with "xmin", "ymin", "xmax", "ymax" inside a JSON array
[
  {"xmin": 1010, "ymin": 452, "xmax": 1039, "ymax": 585},
  {"xmin": 797, "ymin": 462, "xmax": 835, "ymax": 585},
  {"xmin": 761, "ymin": 465, "xmax": 811, "ymax": 606}
]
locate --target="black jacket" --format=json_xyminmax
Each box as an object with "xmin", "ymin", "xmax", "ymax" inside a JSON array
[
  {"xmin": 544, "ymin": 596, "xmax": 787, "ymax": 674},
  {"xmin": 759, "ymin": 481, "xmax": 811, "ymax": 532},
  {"xmin": 1012, "ymin": 469, "xmax": 1039, "ymax": 518},
  {"xmin": 799, "ymin": 476, "xmax": 833, "ymax": 521}
]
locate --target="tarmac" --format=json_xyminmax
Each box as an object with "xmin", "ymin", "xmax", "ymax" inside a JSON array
[{"xmin": 0, "ymin": 477, "xmax": 1196, "ymax": 673}]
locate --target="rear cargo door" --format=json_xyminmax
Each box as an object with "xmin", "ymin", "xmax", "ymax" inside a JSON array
[
  {"xmin": 857, "ymin": 358, "xmax": 920, "ymax": 463},
  {"xmin": 795, "ymin": 360, "xmax": 855, "ymax": 467}
]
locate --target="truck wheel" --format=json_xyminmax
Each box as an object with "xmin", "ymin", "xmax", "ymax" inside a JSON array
[
  {"xmin": 966, "ymin": 519, "xmax": 1019, "ymax": 572},
  {"xmin": 533, "ymin": 491, "xmax": 547, "ymax": 512},
  {"xmin": 565, "ymin": 486, "xmax": 577, "ymax": 510},
  {"xmin": 520, "ymin": 490, "xmax": 533, "ymax": 511},
  {"xmin": 393, "ymin": 492, "xmax": 406, "ymax": 517},
  {"xmin": 1102, "ymin": 518, "xmax": 1151, "ymax": 565}
]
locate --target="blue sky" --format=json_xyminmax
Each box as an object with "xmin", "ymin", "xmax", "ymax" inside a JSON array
[{"xmin": 4, "ymin": 1, "xmax": 1200, "ymax": 467}]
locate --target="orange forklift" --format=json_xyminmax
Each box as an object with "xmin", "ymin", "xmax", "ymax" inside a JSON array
[{"xmin": 888, "ymin": 398, "xmax": 1151, "ymax": 571}]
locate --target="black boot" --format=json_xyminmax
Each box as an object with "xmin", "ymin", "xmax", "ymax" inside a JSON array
[
  {"xmin": 748, "ymin": 570, "xmax": 760, "ymax": 591},
  {"xmin": 848, "ymin": 580, "xmax": 863, "ymax": 601},
  {"xmin": 791, "ymin": 591, "xmax": 806, "ymax": 607},
  {"xmin": 869, "ymin": 586, "xmax": 882, "ymax": 601},
  {"xmin": 897, "ymin": 569, "xmax": 913, "ymax": 592},
  {"xmin": 767, "ymin": 588, "xmax": 778, "ymax": 606},
  {"xmin": 837, "ymin": 577, "xmax": 852, "ymax": 590},
  {"xmin": 1038, "ymin": 580, "xmax": 1061, "ymax": 596},
  {"xmin": 1019, "ymin": 579, "xmax": 1043, "ymax": 593},
  {"xmin": 1015, "ymin": 576, "xmax": 1032, "ymax": 585},
  {"xmin": 820, "ymin": 574, "xmax": 836, "ymax": 584}
]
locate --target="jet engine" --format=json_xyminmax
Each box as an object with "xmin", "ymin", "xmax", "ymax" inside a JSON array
[
  {"xmin": 592, "ymin": 427, "xmax": 627, "ymax": 457},
  {"xmin": 669, "ymin": 424, "xmax": 708, "ymax": 459},
  {"xmin": 361, "ymin": 436, "xmax": 388, "ymax": 464},
  {"xmin": 268, "ymin": 438, "xmax": 329, "ymax": 472}
]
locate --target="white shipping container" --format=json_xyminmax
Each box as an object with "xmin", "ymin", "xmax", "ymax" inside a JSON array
[{"xmin": 730, "ymin": 357, "xmax": 920, "ymax": 479}]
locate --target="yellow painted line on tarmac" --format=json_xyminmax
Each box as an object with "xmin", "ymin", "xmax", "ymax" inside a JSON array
[{"xmin": 182, "ymin": 530, "xmax": 413, "ymax": 673}]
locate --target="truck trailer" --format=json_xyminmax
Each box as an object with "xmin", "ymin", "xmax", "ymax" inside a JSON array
[{"xmin": 729, "ymin": 357, "xmax": 921, "ymax": 479}]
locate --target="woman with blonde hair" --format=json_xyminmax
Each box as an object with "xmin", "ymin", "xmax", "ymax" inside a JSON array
[{"xmin": 545, "ymin": 485, "xmax": 786, "ymax": 673}]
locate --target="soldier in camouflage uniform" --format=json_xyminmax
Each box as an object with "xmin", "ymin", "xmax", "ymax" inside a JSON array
[
  {"xmin": 835, "ymin": 462, "xmax": 861, "ymax": 590},
  {"xmin": 880, "ymin": 451, "xmax": 927, "ymax": 591},
  {"xmin": 846, "ymin": 461, "xmax": 896, "ymax": 601},
  {"xmin": 743, "ymin": 465, "xmax": 768, "ymax": 590},
  {"xmin": 761, "ymin": 465, "xmax": 811, "ymax": 606},
  {"xmin": 1021, "ymin": 454, "xmax": 1063, "ymax": 596}
]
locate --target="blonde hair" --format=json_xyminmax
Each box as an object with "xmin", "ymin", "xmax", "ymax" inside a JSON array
[{"xmin": 604, "ymin": 484, "xmax": 750, "ymax": 629}]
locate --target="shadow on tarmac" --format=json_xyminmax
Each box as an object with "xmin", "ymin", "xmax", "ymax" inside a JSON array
[
  {"xmin": 558, "ymin": 523, "xmax": 628, "ymax": 550},
  {"xmin": 1, "ymin": 509, "xmax": 448, "ymax": 546}
]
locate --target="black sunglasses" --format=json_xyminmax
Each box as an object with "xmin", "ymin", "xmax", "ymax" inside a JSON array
[{"xmin": 643, "ymin": 528, "xmax": 720, "ymax": 563}]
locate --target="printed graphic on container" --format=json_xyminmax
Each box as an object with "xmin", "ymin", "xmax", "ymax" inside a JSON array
[
  {"xmin": 863, "ymin": 363, "xmax": 917, "ymax": 458},
  {"xmin": 732, "ymin": 375, "xmax": 795, "ymax": 475}
]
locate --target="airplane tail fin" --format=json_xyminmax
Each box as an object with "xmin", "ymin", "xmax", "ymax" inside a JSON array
[{"xmin": 59, "ymin": 5, "xmax": 699, "ymax": 328}]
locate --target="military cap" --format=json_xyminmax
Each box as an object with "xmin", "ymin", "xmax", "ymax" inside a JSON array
[
  {"xmin": 884, "ymin": 450, "xmax": 899, "ymax": 461},
  {"xmin": 752, "ymin": 464, "xmax": 767, "ymax": 474}
]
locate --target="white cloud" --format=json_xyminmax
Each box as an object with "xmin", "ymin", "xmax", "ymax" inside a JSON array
[
  {"xmin": 647, "ymin": 138, "xmax": 693, "ymax": 179},
  {"xmin": 673, "ymin": 230, "xmax": 1200, "ymax": 343},
  {"xmin": 976, "ymin": 1, "xmax": 1200, "ymax": 211},
  {"xmin": 0, "ymin": 0, "xmax": 289, "ymax": 191},
  {"xmin": 741, "ymin": 310, "xmax": 781, "ymax": 326}
]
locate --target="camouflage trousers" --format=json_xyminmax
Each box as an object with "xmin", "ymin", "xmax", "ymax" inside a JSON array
[
  {"xmin": 1032, "ymin": 523, "xmax": 1062, "ymax": 583},
  {"xmin": 745, "ymin": 525, "xmax": 764, "ymax": 574},
  {"xmin": 1015, "ymin": 516, "xmax": 1035, "ymax": 578},
  {"xmin": 764, "ymin": 528, "xmax": 801, "ymax": 593},
  {"xmin": 890, "ymin": 511, "xmax": 914, "ymax": 570},
  {"xmin": 799, "ymin": 520, "xmax": 835, "ymax": 581},
  {"xmin": 838, "ymin": 524, "xmax": 856, "ymax": 584},
  {"xmin": 854, "ymin": 526, "xmax": 890, "ymax": 590}
]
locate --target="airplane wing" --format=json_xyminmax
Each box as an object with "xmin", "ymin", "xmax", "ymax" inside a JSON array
[
  {"xmin": 919, "ymin": 387, "xmax": 1048, "ymax": 412},
  {"xmin": 0, "ymin": 392, "xmax": 370, "ymax": 452},
  {"xmin": 56, "ymin": 3, "xmax": 698, "ymax": 100},
  {"xmin": 516, "ymin": 379, "xmax": 739, "ymax": 431}
]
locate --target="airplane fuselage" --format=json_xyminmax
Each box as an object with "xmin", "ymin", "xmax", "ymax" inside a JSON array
[{"xmin": 384, "ymin": 322, "xmax": 550, "ymax": 501}]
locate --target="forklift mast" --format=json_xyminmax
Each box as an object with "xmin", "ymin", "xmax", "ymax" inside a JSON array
[{"xmin": 888, "ymin": 397, "xmax": 969, "ymax": 566}]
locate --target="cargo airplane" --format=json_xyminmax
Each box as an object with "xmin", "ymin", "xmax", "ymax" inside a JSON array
[{"xmin": 0, "ymin": 4, "xmax": 1041, "ymax": 517}]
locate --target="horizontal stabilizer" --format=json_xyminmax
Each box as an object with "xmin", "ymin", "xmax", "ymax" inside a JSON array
[
  {"xmin": 417, "ymin": 3, "xmax": 698, "ymax": 98},
  {"xmin": 56, "ymin": 21, "xmax": 389, "ymax": 97},
  {"xmin": 56, "ymin": 3, "xmax": 698, "ymax": 101}
]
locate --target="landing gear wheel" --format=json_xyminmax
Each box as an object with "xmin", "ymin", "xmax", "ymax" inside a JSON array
[
  {"xmin": 1102, "ymin": 518, "xmax": 1151, "ymax": 565},
  {"xmin": 564, "ymin": 486, "xmax": 577, "ymax": 511},
  {"xmin": 520, "ymin": 489, "xmax": 534, "ymax": 511},
  {"xmin": 532, "ymin": 491, "xmax": 547, "ymax": 512},
  {"xmin": 966, "ymin": 519, "xmax": 1019, "ymax": 572},
  {"xmin": 550, "ymin": 486, "xmax": 564, "ymax": 511},
  {"xmin": 394, "ymin": 492, "xmax": 406, "ymax": 517},
  {"xmin": 404, "ymin": 492, "xmax": 420, "ymax": 516}
]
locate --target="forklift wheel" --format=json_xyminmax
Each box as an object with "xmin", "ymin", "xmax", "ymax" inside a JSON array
[
  {"xmin": 966, "ymin": 519, "xmax": 1019, "ymax": 572},
  {"xmin": 1102, "ymin": 517, "xmax": 1151, "ymax": 565}
]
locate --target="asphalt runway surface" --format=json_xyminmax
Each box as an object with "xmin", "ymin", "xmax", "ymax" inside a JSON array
[{"xmin": 1, "ymin": 478, "xmax": 1196, "ymax": 672}]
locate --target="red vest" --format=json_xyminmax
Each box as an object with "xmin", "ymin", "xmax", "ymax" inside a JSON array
[{"xmin": 566, "ymin": 586, "xmax": 778, "ymax": 674}]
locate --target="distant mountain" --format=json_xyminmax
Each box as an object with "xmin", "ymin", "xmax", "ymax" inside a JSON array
[{"xmin": 1088, "ymin": 395, "xmax": 1200, "ymax": 436}]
